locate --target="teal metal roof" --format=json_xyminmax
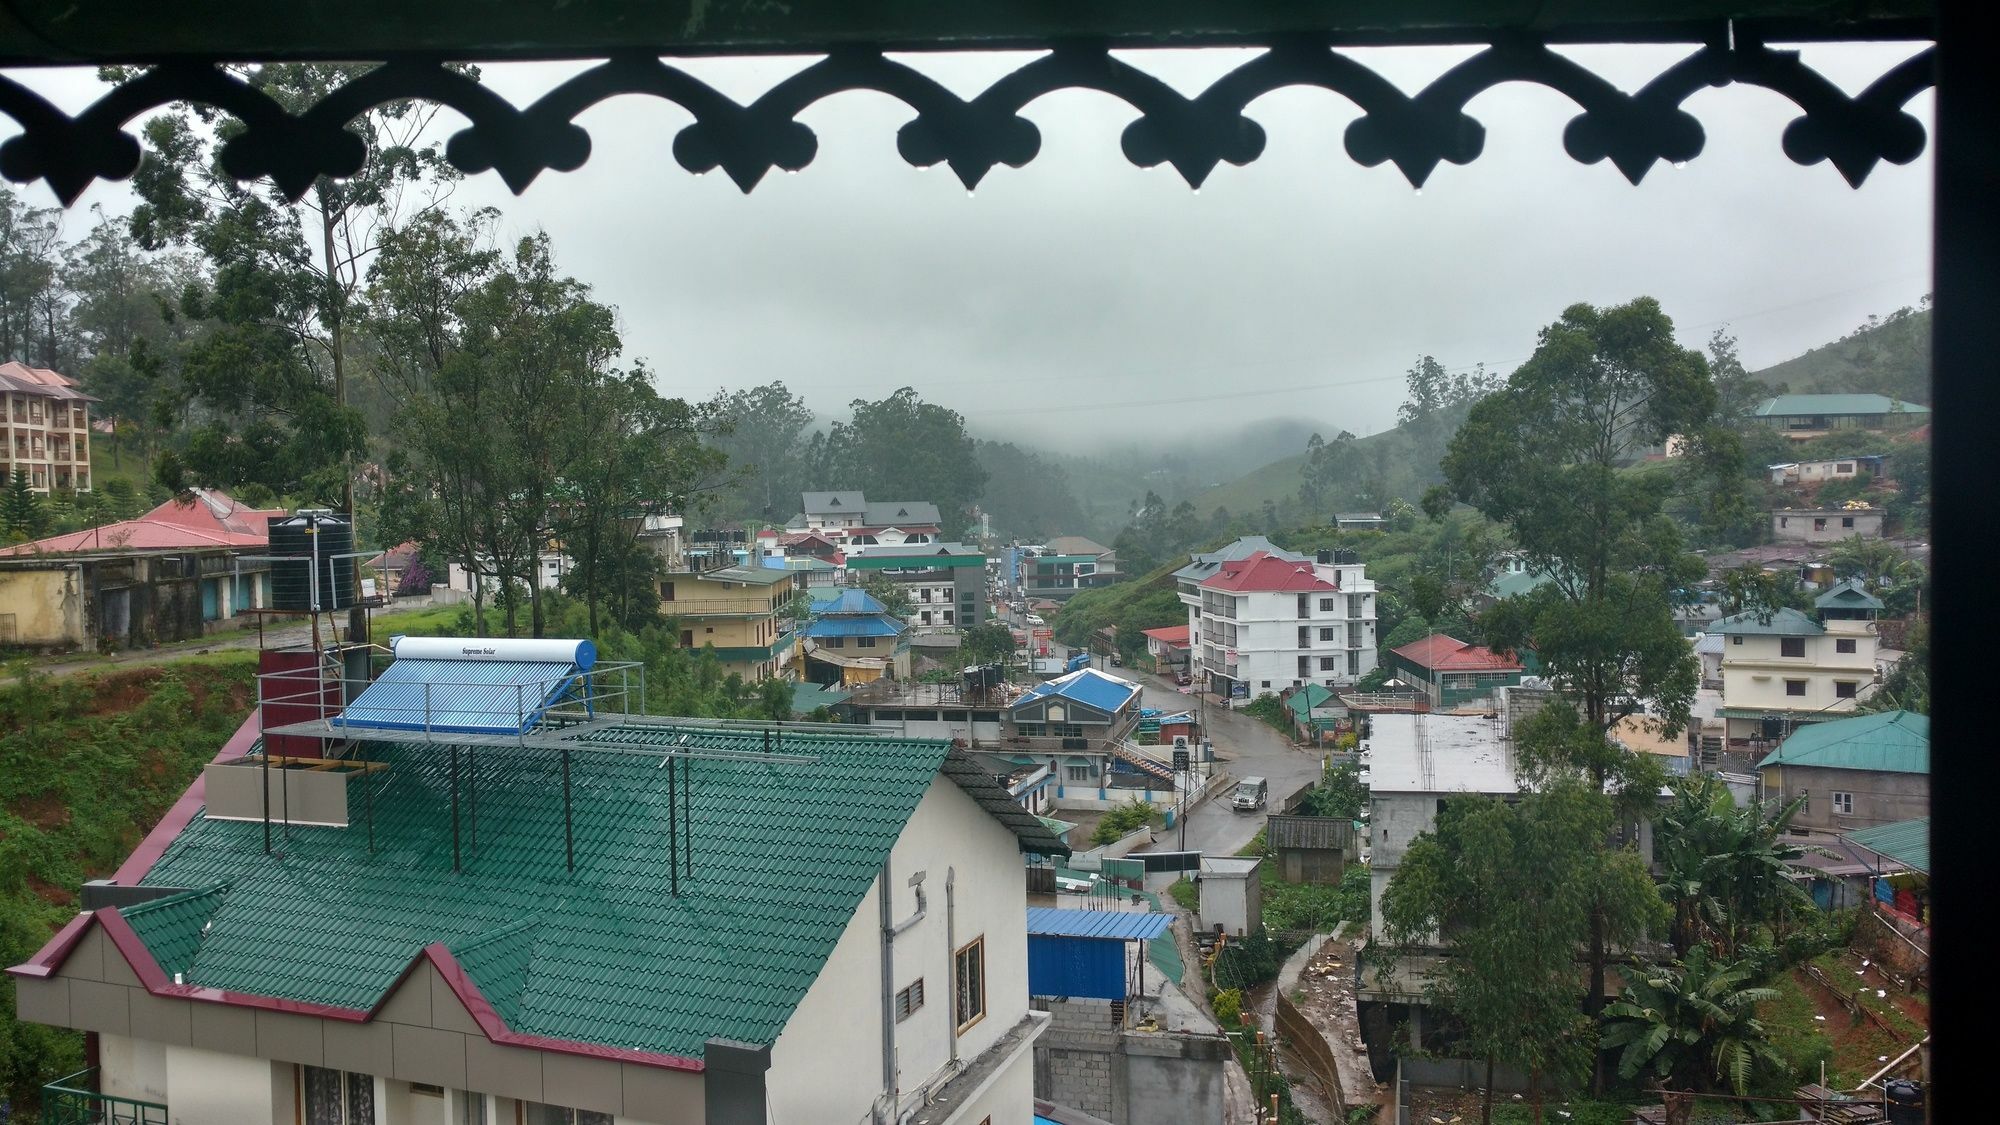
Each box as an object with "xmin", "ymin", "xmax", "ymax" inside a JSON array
[
  {"xmin": 120, "ymin": 884, "xmax": 229, "ymax": 982},
  {"xmin": 1486, "ymin": 568, "xmax": 1555, "ymax": 600},
  {"xmin": 1712, "ymin": 607, "xmax": 1825, "ymax": 636},
  {"xmin": 1758, "ymin": 710, "xmax": 1929, "ymax": 775},
  {"xmin": 136, "ymin": 726, "xmax": 1060, "ymax": 1060},
  {"xmin": 790, "ymin": 682, "xmax": 852, "ymax": 715},
  {"xmin": 1751, "ymin": 393, "xmax": 1931, "ymax": 417},
  {"xmin": 1815, "ymin": 579, "xmax": 1885, "ymax": 611},
  {"xmin": 1842, "ymin": 817, "xmax": 1930, "ymax": 875}
]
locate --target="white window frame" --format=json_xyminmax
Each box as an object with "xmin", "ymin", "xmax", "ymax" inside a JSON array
[
  {"xmin": 955, "ymin": 936, "xmax": 987, "ymax": 1033},
  {"xmin": 1832, "ymin": 791, "xmax": 1854, "ymax": 815}
]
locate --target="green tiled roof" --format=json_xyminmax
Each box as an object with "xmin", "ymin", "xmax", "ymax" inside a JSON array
[
  {"xmin": 1751, "ymin": 393, "xmax": 1931, "ymax": 417},
  {"xmin": 1486, "ymin": 568, "xmax": 1555, "ymax": 600},
  {"xmin": 1843, "ymin": 817, "xmax": 1930, "ymax": 875},
  {"xmin": 1758, "ymin": 710, "xmax": 1929, "ymax": 775},
  {"xmin": 790, "ymin": 682, "xmax": 853, "ymax": 715},
  {"xmin": 137, "ymin": 726, "xmax": 1060, "ymax": 1061},
  {"xmin": 1712, "ymin": 607, "xmax": 1825, "ymax": 636},
  {"xmin": 120, "ymin": 884, "xmax": 229, "ymax": 982},
  {"xmin": 1814, "ymin": 579, "xmax": 1884, "ymax": 611}
]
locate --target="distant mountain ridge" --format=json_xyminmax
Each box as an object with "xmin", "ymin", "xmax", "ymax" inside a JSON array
[{"xmin": 1751, "ymin": 303, "xmax": 1931, "ymax": 405}]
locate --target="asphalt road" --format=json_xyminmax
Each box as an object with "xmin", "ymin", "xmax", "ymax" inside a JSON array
[{"xmin": 1128, "ymin": 668, "xmax": 1326, "ymax": 859}]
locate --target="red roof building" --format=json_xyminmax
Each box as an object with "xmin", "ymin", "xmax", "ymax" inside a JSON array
[
  {"xmin": 0, "ymin": 489, "xmax": 288, "ymax": 557},
  {"xmin": 1200, "ymin": 550, "xmax": 1340, "ymax": 593},
  {"xmin": 1389, "ymin": 634, "xmax": 1523, "ymax": 673},
  {"xmin": 1387, "ymin": 633, "xmax": 1526, "ymax": 711}
]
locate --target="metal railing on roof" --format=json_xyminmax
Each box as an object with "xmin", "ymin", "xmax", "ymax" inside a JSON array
[{"xmin": 41, "ymin": 1068, "xmax": 168, "ymax": 1125}]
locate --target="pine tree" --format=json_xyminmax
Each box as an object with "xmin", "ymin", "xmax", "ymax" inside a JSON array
[{"xmin": 2, "ymin": 469, "xmax": 48, "ymax": 541}]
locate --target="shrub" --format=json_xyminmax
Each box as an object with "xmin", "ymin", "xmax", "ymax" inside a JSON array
[
  {"xmin": 1212, "ymin": 988, "xmax": 1243, "ymax": 1026},
  {"xmin": 1213, "ymin": 927, "xmax": 1284, "ymax": 989},
  {"xmin": 1092, "ymin": 799, "xmax": 1162, "ymax": 845},
  {"xmin": 1168, "ymin": 877, "xmax": 1200, "ymax": 911}
]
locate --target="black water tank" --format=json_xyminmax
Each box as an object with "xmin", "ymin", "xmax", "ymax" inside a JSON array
[
  {"xmin": 267, "ymin": 512, "xmax": 358, "ymax": 612},
  {"xmin": 1884, "ymin": 1079, "xmax": 1923, "ymax": 1124}
]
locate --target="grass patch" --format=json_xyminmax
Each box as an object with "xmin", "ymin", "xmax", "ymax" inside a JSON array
[
  {"xmin": 1168, "ymin": 876, "xmax": 1199, "ymax": 911},
  {"xmin": 0, "ymin": 660, "xmax": 259, "ymax": 1114},
  {"xmin": 372, "ymin": 600, "xmax": 482, "ymax": 637},
  {"xmin": 1760, "ymin": 969, "xmax": 1835, "ymax": 1085},
  {"xmin": 1489, "ymin": 1100, "xmax": 1636, "ymax": 1125}
]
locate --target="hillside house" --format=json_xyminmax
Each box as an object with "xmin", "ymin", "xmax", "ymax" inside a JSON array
[
  {"xmin": 1386, "ymin": 634, "xmax": 1525, "ymax": 711},
  {"xmin": 1771, "ymin": 506, "xmax": 1885, "ymax": 543},
  {"xmin": 1768, "ymin": 455, "xmax": 1886, "ymax": 485},
  {"xmin": 998, "ymin": 667, "xmax": 1145, "ymax": 790},
  {"xmin": 1758, "ymin": 709, "xmax": 1929, "ymax": 834},
  {"xmin": 0, "ymin": 488, "xmax": 283, "ymax": 649},
  {"xmin": 11, "ymin": 706, "xmax": 1067, "ymax": 1125},
  {"xmin": 1, "ymin": 360, "xmax": 95, "ymax": 493},
  {"xmin": 1750, "ymin": 393, "xmax": 1930, "ymax": 439},
  {"xmin": 1715, "ymin": 580, "xmax": 1883, "ymax": 747},
  {"xmin": 1140, "ymin": 624, "xmax": 1190, "ymax": 672}
]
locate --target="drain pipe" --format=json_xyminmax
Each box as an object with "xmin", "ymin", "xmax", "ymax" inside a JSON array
[
  {"xmin": 945, "ymin": 867, "xmax": 958, "ymax": 1067},
  {"xmin": 877, "ymin": 865, "xmax": 928, "ymax": 1125}
]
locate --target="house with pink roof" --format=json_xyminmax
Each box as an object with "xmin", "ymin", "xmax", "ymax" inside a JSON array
[{"xmin": 0, "ymin": 489, "xmax": 288, "ymax": 650}]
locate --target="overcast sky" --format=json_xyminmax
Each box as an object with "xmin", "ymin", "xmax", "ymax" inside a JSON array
[{"xmin": 7, "ymin": 42, "xmax": 1934, "ymax": 449}]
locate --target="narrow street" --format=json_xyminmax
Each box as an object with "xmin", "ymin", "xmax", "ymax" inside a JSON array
[{"xmin": 1126, "ymin": 668, "xmax": 1325, "ymax": 859}]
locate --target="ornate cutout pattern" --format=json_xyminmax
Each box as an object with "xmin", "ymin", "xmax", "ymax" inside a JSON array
[{"xmin": 0, "ymin": 37, "xmax": 1935, "ymax": 204}]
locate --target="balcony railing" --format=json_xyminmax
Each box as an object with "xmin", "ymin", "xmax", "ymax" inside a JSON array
[{"xmin": 41, "ymin": 1068, "xmax": 169, "ymax": 1125}]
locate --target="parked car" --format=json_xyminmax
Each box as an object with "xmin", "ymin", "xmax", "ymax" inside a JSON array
[
  {"xmin": 1025, "ymin": 614, "xmax": 1045, "ymax": 626},
  {"xmin": 1109, "ymin": 654, "xmax": 1123, "ymax": 667},
  {"xmin": 1231, "ymin": 776, "xmax": 1269, "ymax": 812},
  {"xmin": 1176, "ymin": 671, "xmax": 1192, "ymax": 686}
]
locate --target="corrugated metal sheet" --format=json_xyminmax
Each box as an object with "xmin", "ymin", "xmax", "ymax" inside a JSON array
[
  {"xmin": 1843, "ymin": 816, "xmax": 1929, "ymax": 874},
  {"xmin": 1267, "ymin": 814, "xmax": 1355, "ymax": 852},
  {"xmin": 333, "ymin": 658, "xmax": 580, "ymax": 735},
  {"xmin": 1029, "ymin": 933, "xmax": 1126, "ymax": 1000},
  {"xmin": 1025, "ymin": 907, "xmax": 1171, "ymax": 940}
]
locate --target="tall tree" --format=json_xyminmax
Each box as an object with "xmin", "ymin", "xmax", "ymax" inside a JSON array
[
  {"xmin": 124, "ymin": 63, "xmax": 465, "ymax": 641},
  {"xmin": 1380, "ymin": 783, "xmax": 1662, "ymax": 1124},
  {"xmin": 0, "ymin": 188, "xmax": 66, "ymax": 368},
  {"xmin": 820, "ymin": 388, "xmax": 988, "ymax": 536},
  {"xmin": 706, "ymin": 381, "xmax": 815, "ymax": 524},
  {"xmin": 1, "ymin": 470, "xmax": 47, "ymax": 541},
  {"xmin": 1441, "ymin": 298, "xmax": 1737, "ymax": 1072}
]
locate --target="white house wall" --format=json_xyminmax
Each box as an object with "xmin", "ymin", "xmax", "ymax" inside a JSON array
[{"xmin": 768, "ymin": 776, "xmax": 1037, "ymax": 1125}]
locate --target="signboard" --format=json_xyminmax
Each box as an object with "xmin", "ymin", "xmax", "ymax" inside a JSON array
[
  {"xmin": 1230, "ymin": 681, "xmax": 1249, "ymax": 699},
  {"xmin": 1033, "ymin": 627, "xmax": 1054, "ymax": 639},
  {"xmin": 1172, "ymin": 749, "xmax": 1190, "ymax": 772}
]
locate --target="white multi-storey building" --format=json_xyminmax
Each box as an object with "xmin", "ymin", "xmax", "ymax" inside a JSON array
[
  {"xmin": 1174, "ymin": 538, "xmax": 1378, "ymax": 699},
  {"xmin": 1714, "ymin": 578, "xmax": 1884, "ymax": 748}
]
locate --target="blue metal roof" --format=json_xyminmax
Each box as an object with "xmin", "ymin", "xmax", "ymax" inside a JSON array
[
  {"xmin": 802, "ymin": 616, "xmax": 906, "ymax": 639},
  {"xmin": 816, "ymin": 588, "xmax": 890, "ymax": 615},
  {"xmin": 1013, "ymin": 668, "xmax": 1142, "ymax": 716},
  {"xmin": 333, "ymin": 658, "xmax": 584, "ymax": 735},
  {"xmin": 1026, "ymin": 907, "xmax": 1172, "ymax": 941}
]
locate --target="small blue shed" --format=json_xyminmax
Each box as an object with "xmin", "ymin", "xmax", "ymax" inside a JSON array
[{"xmin": 1026, "ymin": 907, "xmax": 1172, "ymax": 1000}]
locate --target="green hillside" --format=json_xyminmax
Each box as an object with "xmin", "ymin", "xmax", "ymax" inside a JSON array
[
  {"xmin": 1752, "ymin": 303, "xmax": 1930, "ymax": 405},
  {"xmin": 1183, "ymin": 406, "xmax": 1464, "ymax": 521}
]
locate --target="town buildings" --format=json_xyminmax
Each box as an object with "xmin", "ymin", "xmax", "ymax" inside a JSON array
[
  {"xmin": 0, "ymin": 488, "xmax": 284, "ymax": 649},
  {"xmin": 1767, "ymin": 455, "xmax": 1886, "ymax": 486},
  {"xmin": 1757, "ymin": 709, "xmax": 1929, "ymax": 834},
  {"xmin": 659, "ymin": 556, "xmax": 804, "ymax": 681},
  {"xmin": 799, "ymin": 587, "xmax": 911, "ymax": 686},
  {"xmin": 0, "ymin": 360, "xmax": 95, "ymax": 493},
  {"xmin": 10, "ymin": 683, "xmax": 1068, "ymax": 1125},
  {"xmin": 1749, "ymin": 393, "xmax": 1930, "ymax": 439},
  {"xmin": 1174, "ymin": 538, "xmax": 1378, "ymax": 698},
  {"xmin": 789, "ymin": 491, "xmax": 943, "ymax": 548},
  {"xmin": 845, "ymin": 542, "xmax": 988, "ymax": 630},
  {"xmin": 1713, "ymin": 580, "xmax": 1884, "ymax": 747},
  {"xmin": 1139, "ymin": 624, "xmax": 1190, "ymax": 674},
  {"xmin": 1385, "ymin": 634, "xmax": 1525, "ymax": 711},
  {"xmin": 1021, "ymin": 537, "xmax": 1119, "ymax": 601},
  {"xmin": 1770, "ymin": 505, "xmax": 1886, "ymax": 542}
]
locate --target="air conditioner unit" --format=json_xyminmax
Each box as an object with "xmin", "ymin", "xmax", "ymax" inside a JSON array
[{"xmin": 1172, "ymin": 735, "xmax": 1190, "ymax": 750}]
